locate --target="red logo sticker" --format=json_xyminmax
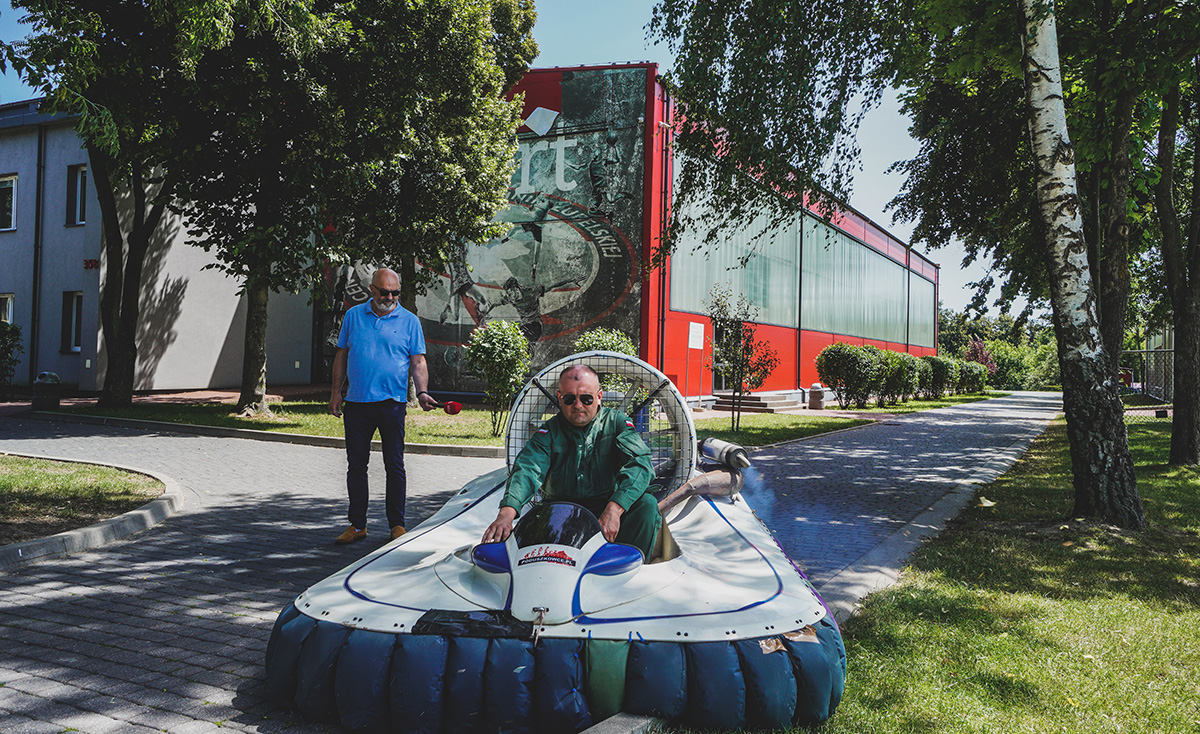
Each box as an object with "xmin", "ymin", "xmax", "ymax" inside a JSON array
[{"xmin": 518, "ymin": 546, "xmax": 577, "ymax": 567}]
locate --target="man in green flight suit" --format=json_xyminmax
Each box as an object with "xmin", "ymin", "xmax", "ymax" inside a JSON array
[{"xmin": 481, "ymin": 364, "xmax": 661, "ymax": 559}]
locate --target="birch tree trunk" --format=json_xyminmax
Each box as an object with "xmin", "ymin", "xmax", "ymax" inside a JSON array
[{"xmin": 1019, "ymin": 0, "xmax": 1144, "ymax": 528}]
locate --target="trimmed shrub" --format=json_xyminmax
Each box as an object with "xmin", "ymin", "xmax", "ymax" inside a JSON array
[
  {"xmin": 816, "ymin": 342, "xmax": 879, "ymax": 409},
  {"xmin": 922, "ymin": 355, "xmax": 958, "ymax": 398},
  {"xmin": 915, "ymin": 356, "xmax": 933, "ymax": 398},
  {"xmin": 851, "ymin": 345, "xmax": 882, "ymax": 409},
  {"xmin": 574, "ymin": 327, "xmax": 639, "ymax": 395},
  {"xmin": 464, "ymin": 320, "xmax": 531, "ymax": 436},
  {"xmin": 898, "ymin": 352, "xmax": 922, "ymax": 402},
  {"xmin": 573, "ymin": 327, "xmax": 637, "ymax": 356},
  {"xmin": 876, "ymin": 349, "xmax": 914, "ymax": 406},
  {"xmin": 958, "ymin": 360, "xmax": 987, "ymax": 393}
]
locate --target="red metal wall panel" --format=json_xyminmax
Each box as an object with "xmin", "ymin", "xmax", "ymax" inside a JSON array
[{"xmin": 799, "ymin": 330, "xmax": 834, "ymax": 387}]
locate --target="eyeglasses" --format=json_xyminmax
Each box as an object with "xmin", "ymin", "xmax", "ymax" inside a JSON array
[
  {"xmin": 559, "ymin": 393, "xmax": 595, "ymax": 406},
  {"xmin": 372, "ymin": 285, "xmax": 401, "ymax": 297}
]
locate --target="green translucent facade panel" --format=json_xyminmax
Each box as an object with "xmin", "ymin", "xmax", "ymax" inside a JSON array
[
  {"xmin": 801, "ymin": 217, "xmax": 907, "ymax": 342},
  {"xmin": 670, "ymin": 209, "xmax": 800, "ymax": 328},
  {"xmin": 908, "ymin": 273, "xmax": 936, "ymax": 348}
]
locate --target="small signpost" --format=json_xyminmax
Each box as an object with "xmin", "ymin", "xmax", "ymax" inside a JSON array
[{"xmin": 685, "ymin": 322, "xmax": 704, "ymax": 408}]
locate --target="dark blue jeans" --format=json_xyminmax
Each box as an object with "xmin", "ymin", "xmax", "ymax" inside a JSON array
[{"xmin": 343, "ymin": 399, "xmax": 407, "ymax": 530}]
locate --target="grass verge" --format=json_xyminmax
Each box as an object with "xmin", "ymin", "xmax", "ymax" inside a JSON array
[
  {"xmin": 61, "ymin": 401, "xmax": 875, "ymax": 448},
  {"xmin": 0, "ymin": 455, "xmax": 163, "ymax": 546},
  {"xmin": 63, "ymin": 401, "xmax": 507, "ymax": 446},
  {"xmin": 855, "ymin": 390, "xmax": 1012, "ymax": 415},
  {"xmin": 672, "ymin": 420, "xmax": 1200, "ymax": 733},
  {"xmin": 694, "ymin": 413, "xmax": 871, "ymax": 446}
]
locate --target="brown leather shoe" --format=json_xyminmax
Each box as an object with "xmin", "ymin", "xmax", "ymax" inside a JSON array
[
  {"xmin": 335, "ymin": 526, "xmax": 366, "ymax": 544},
  {"xmin": 390, "ymin": 525, "xmax": 407, "ymax": 541}
]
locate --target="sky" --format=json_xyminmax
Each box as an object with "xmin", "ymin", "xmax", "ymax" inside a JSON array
[{"xmin": 0, "ymin": 0, "xmax": 991, "ymax": 313}]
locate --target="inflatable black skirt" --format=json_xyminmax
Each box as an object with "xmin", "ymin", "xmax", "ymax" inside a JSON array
[{"xmin": 265, "ymin": 602, "xmax": 846, "ymax": 733}]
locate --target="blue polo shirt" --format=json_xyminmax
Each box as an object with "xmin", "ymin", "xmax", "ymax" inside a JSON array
[{"xmin": 336, "ymin": 302, "xmax": 426, "ymax": 403}]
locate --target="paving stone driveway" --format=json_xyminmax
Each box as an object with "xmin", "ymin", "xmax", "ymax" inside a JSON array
[
  {"xmin": 0, "ymin": 392, "xmax": 1060, "ymax": 733},
  {"xmin": 0, "ymin": 417, "xmax": 504, "ymax": 734}
]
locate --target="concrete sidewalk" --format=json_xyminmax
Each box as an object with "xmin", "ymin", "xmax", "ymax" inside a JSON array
[{"xmin": 0, "ymin": 392, "xmax": 1060, "ymax": 733}]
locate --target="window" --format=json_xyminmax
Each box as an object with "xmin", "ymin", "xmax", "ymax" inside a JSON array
[
  {"xmin": 0, "ymin": 294, "xmax": 13, "ymax": 324},
  {"xmin": 61, "ymin": 291, "xmax": 82, "ymax": 353},
  {"xmin": 67, "ymin": 164, "xmax": 86, "ymax": 225},
  {"xmin": 0, "ymin": 175, "xmax": 14, "ymax": 230}
]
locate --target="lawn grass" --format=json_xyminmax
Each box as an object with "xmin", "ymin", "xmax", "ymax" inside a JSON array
[
  {"xmin": 64, "ymin": 401, "xmax": 508, "ymax": 446},
  {"xmin": 670, "ymin": 420, "xmax": 1200, "ymax": 733},
  {"xmin": 694, "ymin": 413, "xmax": 871, "ymax": 446},
  {"xmin": 62, "ymin": 401, "xmax": 874, "ymax": 448},
  {"xmin": 0, "ymin": 455, "xmax": 163, "ymax": 545},
  {"xmin": 58, "ymin": 391, "xmax": 1008, "ymax": 449},
  {"xmin": 852, "ymin": 390, "xmax": 1012, "ymax": 415}
]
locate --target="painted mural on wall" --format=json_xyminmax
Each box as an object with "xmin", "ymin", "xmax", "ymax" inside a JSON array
[
  {"xmin": 418, "ymin": 67, "xmax": 647, "ymax": 391},
  {"xmin": 314, "ymin": 68, "xmax": 647, "ymax": 393}
]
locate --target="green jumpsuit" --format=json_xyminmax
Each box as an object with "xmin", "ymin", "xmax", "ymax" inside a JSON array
[{"xmin": 502, "ymin": 407, "xmax": 660, "ymax": 558}]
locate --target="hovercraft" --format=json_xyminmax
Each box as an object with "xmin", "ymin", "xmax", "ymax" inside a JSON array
[{"xmin": 266, "ymin": 351, "xmax": 845, "ymax": 732}]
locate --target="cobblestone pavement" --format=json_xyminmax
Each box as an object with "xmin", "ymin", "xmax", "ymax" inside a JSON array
[
  {"xmin": 740, "ymin": 392, "xmax": 1062, "ymax": 585},
  {"xmin": 0, "ymin": 393, "xmax": 1060, "ymax": 733}
]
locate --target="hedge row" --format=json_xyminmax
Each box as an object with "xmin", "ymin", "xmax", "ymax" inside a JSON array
[{"xmin": 815, "ymin": 343, "xmax": 987, "ymax": 409}]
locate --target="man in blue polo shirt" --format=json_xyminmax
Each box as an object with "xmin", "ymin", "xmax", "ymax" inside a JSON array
[{"xmin": 329, "ymin": 267, "xmax": 436, "ymax": 544}]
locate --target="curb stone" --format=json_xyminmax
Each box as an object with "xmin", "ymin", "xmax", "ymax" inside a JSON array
[
  {"xmin": 24, "ymin": 410, "xmax": 506, "ymax": 458},
  {"xmin": 0, "ymin": 451, "xmax": 184, "ymax": 571}
]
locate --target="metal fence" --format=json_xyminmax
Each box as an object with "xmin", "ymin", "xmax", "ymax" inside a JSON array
[{"xmin": 1121, "ymin": 348, "xmax": 1173, "ymax": 425}]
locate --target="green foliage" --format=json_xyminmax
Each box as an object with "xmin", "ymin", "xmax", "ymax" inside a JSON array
[
  {"xmin": 956, "ymin": 359, "xmax": 987, "ymax": 394},
  {"xmin": 1023, "ymin": 340, "xmax": 1061, "ymax": 390},
  {"xmin": 915, "ymin": 355, "xmax": 933, "ymax": 397},
  {"xmin": 647, "ymin": 0, "xmax": 887, "ymax": 262},
  {"xmin": 986, "ymin": 339, "xmax": 1032, "ymax": 390},
  {"xmin": 573, "ymin": 328, "xmax": 637, "ymax": 356},
  {"xmin": 0, "ymin": 322, "xmax": 24, "ymax": 401},
  {"xmin": 573, "ymin": 328, "xmax": 640, "ymax": 395},
  {"xmin": 876, "ymin": 349, "xmax": 919, "ymax": 407},
  {"xmin": 464, "ymin": 320, "xmax": 530, "ymax": 437},
  {"xmin": 816, "ymin": 342, "xmax": 879, "ymax": 410},
  {"xmin": 921, "ymin": 355, "xmax": 958, "ymax": 399},
  {"xmin": 706, "ymin": 284, "xmax": 780, "ymax": 431}
]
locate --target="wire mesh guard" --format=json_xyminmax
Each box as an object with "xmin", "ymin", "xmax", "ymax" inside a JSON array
[
  {"xmin": 1121, "ymin": 348, "xmax": 1174, "ymax": 424},
  {"xmin": 504, "ymin": 351, "xmax": 697, "ymax": 496}
]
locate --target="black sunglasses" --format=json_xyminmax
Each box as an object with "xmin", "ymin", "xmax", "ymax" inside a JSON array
[
  {"xmin": 559, "ymin": 392, "xmax": 595, "ymax": 406},
  {"xmin": 372, "ymin": 285, "xmax": 401, "ymax": 297}
]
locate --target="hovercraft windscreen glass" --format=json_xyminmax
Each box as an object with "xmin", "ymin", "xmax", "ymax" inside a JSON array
[{"xmin": 513, "ymin": 502, "xmax": 601, "ymax": 549}]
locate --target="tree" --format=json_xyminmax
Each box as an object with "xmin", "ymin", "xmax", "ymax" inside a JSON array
[
  {"xmin": 322, "ymin": 0, "xmax": 536, "ymax": 314},
  {"xmin": 10, "ymin": 0, "xmax": 324, "ymax": 407},
  {"xmin": 464, "ymin": 319, "xmax": 530, "ymax": 436},
  {"xmin": 171, "ymin": 29, "xmax": 337, "ymax": 415},
  {"xmin": 170, "ymin": 0, "xmax": 535, "ymax": 414},
  {"xmin": 1019, "ymin": 0, "xmax": 1142, "ymax": 527},
  {"xmin": 705, "ymin": 284, "xmax": 779, "ymax": 431},
  {"xmin": 1153, "ymin": 70, "xmax": 1200, "ymax": 464},
  {"xmin": 649, "ymin": 0, "xmax": 1147, "ymax": 528}
]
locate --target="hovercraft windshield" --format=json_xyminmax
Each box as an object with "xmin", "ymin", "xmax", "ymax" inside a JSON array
[{"xmin": 513, "ymin": 502, "xmax": 601, "ymax": 549}]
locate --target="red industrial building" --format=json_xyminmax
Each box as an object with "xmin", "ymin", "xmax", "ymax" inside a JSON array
[{"xmin": 413, "ymin": 62, "xmax": 938, "ymax": 403}]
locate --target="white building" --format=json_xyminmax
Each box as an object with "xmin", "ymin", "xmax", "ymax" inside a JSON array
[{"xmin": 0, "ymin": 98, "xmax": 316, "ymax": 391}]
